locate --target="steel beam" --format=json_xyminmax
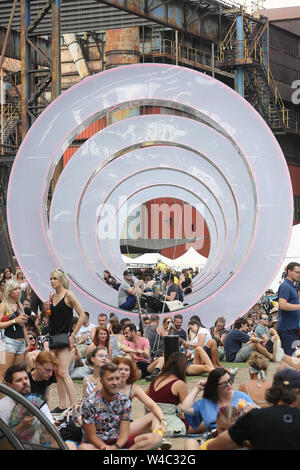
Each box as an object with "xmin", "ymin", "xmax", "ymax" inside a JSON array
[
  {"xmin": 20, "ymin": 0, "xmax": 30, "ymax": 138},
  {"xmin": 0, "ymin": 27, "xmax": 51, "ymax": 65},
  {"xmin": 19, "ymin": 0, "xmax": 61, "ymax": 138},
  {"xmin": 97, "ymin": 0, "xmax": 227, "ymax": 41}
]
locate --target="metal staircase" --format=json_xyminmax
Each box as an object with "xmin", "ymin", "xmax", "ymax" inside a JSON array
[
  {"xmin": 1, "ymin": 94, "xmax": 20, "ymax": 145},
  {"xmin": 216, "ymin": 9, "xmax": 299, "ymax": 134}
]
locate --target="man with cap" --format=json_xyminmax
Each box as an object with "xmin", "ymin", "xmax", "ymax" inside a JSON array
[
  {"xmin": 205, "ymin": 368, "xmax": 300, "ymax": 450},
  {"xmin": 118, "ymin": 270, "xmax": 144, "ymax": 312}
]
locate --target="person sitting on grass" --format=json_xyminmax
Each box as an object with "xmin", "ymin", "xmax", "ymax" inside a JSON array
[
  {"xmin": 181, "ymin": 367, "xmax": 254, "ymax": 434},
  {"xmin": 82, "ymin": 347, "xmax": 109, "ymax": 398},
  {"xmin": 224, "ymin": 317, "xmax": 280, "ymax": 364},
  {"xmin": 184, "ymin": 405, "xmax": 241, "ymax": 450},
  {"xmin": 78, "ymin": 362, "xmax": 162, "ymax": 450},
  {"xmin": 144, "ymin": 352, "xmax": 190, "ymax": 437},
  {"xmin": 205, "ymin": 368, "xmax": 300, "ymax": 450},
  {"xmin": 112, "ymin": 356, "xmax": 171, "ymax": 449},
  {"xmin": 238, "ymin": 352, "xmax": 272, "ymax": 407}
]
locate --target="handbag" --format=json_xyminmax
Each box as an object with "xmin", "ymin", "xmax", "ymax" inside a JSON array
[{"xmin": 49, "ymin": 333, "xmax": 70, "ymax": 350}]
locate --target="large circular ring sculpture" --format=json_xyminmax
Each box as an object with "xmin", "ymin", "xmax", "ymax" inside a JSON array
[{"xmin": 7, "ymin": 64, "xmax": 293, "ymax": 326}]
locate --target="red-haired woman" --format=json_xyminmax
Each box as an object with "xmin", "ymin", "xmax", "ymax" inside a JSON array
[
  {"xmin": 86, "ymin": 326, "xmax": 112, "ymax": 359},
  {"xmin": 112, "ymin": 356, "xmax": 168, "ymax": 440}
]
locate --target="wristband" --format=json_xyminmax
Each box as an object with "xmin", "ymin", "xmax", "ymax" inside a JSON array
[{"xmin": 115, "ymin": 443, "xmax": 121, "ymax": 449}]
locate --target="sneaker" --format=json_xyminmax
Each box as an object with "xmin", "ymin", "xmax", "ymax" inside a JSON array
[{"xmin": 160, "ymin": 438, "xmax": 172, "ymax": 450}]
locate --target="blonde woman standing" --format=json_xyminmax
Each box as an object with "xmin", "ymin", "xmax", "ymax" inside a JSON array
[
  {"xmin": 0, "ymin": 279, "xmax": 29, "ymax": 383},
  {"xmin": 49, "ymin": 269, "xmax": 85, "ymax": 411}
]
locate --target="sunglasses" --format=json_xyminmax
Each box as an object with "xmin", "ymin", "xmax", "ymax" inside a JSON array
[
  {"xmin": 218, "ymin": 378, "xmax": 234, "ymax": 388},
  {"xmin": 28, "ymin": 337, "xmax": 35, "ymax": 341}
]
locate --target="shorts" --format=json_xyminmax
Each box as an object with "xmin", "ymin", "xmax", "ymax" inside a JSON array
[
  {"xmin": 265, "ymin": 338, "xmax": 273, "ymax": 354},
  {"xmin": 3, "ymin": 336, "xmax": 26, "ymax": 354},
  {"xmin": 186, "ymin": 359, "xmax": 193, "ymax": 375},
  {"xmin": 234, "ymin": 343, "xmax": 253, "ymax": 362}
]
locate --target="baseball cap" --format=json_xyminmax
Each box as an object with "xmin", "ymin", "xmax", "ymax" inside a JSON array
[{"xmin": 273, "ymin": 368, "xmax": 300, "ymax": 388}]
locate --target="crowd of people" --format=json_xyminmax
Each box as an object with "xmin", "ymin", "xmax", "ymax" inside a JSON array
[
  {"xmin": 105, "ymin": 261, "xmax": 195, "ymax": 314},
  {"xmin": 0, "ymin": 261, "xmax": 299, "ymax": 450}
]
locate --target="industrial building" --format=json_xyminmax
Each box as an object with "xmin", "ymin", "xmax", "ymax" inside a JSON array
[{"xmin": 0, "ymin": 0, "xmax": 299, "ymax": 265}]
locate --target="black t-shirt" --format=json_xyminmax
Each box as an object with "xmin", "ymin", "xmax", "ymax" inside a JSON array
[
  {"xmin": 173, "ymin": 328, "xmax": 187, "ymax": 340},
  {"xmin": 28, "ymin": 370, "xmax": 57, "ymax": 398},
  {"xmin": 224, "ymin": 329, "xmax": 250, "ymax": 362},
  {"xmin": 229, "ymin": 405, "xmax": 300, "ymax": 450},
  {"xmin": 167, "ymin": 284, "xmax": 183, "ymax": 302}
]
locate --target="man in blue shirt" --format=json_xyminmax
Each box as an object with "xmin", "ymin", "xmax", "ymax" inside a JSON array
[
  {"xmin": 224, "ymin": 318, "xmax": 274, "ymax": 362},
  {"xmin": 277, "ymin": 262, "xmax": 300, "ymax": 356}
]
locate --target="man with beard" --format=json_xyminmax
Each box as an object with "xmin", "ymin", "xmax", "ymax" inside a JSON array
[
  {"xmin": 79, "ymin": 362, "xmax": 162, "ymax": 450},
  {"xmin": 0, "ymin": 363, "xmax": 57, "ymax": 449}
]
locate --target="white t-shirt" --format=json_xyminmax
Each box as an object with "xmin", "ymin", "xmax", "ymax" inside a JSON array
[
  {"xmin": 77, "ymin": 323, "xmax": 96, "ymax": 345},
  {"xmin": 187, "ymin": 327, "xmax": 212, "ymax": 359},
  {"xmin": 198, "ymin": 327, "xmax": 212, "ymax": 347}
]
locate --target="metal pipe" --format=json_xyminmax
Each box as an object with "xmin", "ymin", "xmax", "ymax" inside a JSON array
[
  {"xmin": 63, "ymin": 33, "xmax": 90, "ymax": 79},
  {"xmin": 235, "ymin": 12, "xmax": 244, "ymax": 97}
]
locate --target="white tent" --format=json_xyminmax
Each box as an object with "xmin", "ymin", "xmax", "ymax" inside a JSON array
[
  {"xmin": 269, "ymin": 224, "xmax": 300, "ymax": 292},
  {"xmin": 171, "ymin": 247, "xmax": 207, "ymax": 270},
  {"xmin": 122, "ymin": 254, "xmax": 134, "ymax": 264},
  {"xmin": 123, "ymin": 252, "xmax": 173, "ymax": 267}
]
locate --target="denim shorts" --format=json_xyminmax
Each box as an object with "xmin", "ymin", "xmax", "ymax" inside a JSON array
[{"xmin": 3, "ymin": 336, "xmax": 26, "ymax": 354}]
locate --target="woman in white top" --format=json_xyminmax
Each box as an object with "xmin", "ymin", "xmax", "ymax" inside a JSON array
[{"xmin": 184, "ymin": 319, "xmax": 222, "ymax": 367}]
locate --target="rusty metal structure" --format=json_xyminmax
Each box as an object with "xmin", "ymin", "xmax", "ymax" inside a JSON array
[{"xmin": 0, "ymin": 0, "xmax": 299, "ymax": 264}]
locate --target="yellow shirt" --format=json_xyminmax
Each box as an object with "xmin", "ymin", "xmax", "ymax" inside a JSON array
[{"xmin": 156, "ymin": 262, "xmax": 166, "ymax": 272}]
